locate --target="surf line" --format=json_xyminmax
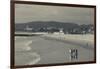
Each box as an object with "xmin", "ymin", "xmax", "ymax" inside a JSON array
[
  {"xmin": 28, "ymin": 53, "xmax": 41, "ymax": 65},
  {"xmin": 25, "ymin": 40, "xmax": 33, "ymax": 51}
]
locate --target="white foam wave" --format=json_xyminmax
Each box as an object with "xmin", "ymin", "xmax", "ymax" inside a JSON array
[
  {"xmin": 25, "ymin": 41, "xmax": 33, "ymax": 51},
  {"xmin": 28, "ymin": 53, "xmax": 41, "ymax": 65}
]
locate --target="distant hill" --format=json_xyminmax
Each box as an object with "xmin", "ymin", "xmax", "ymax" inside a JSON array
[
  {"xmin": 15, "ymin": 21, "xmax": 94, "ymax": 34},
  {"xmin": 15, "ymin": 21, "xmax": 79, "ymax": 32}
]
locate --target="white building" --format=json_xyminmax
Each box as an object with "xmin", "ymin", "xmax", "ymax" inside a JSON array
[{"xmin": 25, "ymin": 26, "xmax": 33, "ymax": 31}]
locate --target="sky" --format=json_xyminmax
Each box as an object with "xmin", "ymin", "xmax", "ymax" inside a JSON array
[{"xmin": 15, "ymin": 4, "xmax": 94, "ymax": 25}]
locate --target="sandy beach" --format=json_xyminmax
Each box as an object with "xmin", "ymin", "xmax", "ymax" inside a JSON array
[{"xmin": 15, "ymin": 34, "xmax": 94, "ymax": 65}]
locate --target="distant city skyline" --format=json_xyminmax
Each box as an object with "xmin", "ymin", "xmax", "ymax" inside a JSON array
[{"xmin": 15, "ymin": 4, "xmax": 94, "ymax": 25}]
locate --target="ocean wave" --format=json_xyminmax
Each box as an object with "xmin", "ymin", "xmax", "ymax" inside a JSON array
[
  {"xmin": 28, "ymin": 53, "xmax": 41, "ymax": 65},
  {"xmin": 24, "ymin": 41, "xmax": 33, "ymax": 51},
  {"xmin": 15, "ymin": 51, "xmax": 41, "ymax": 65},
  {"xmin": 15, "ymin": 36, "xmax": 33, "ymax": 51}
]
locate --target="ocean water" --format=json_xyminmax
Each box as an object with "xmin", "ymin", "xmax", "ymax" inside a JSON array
[{"xmin": 15, "ymin": 36, "xmax": 41, "ymax": 65}]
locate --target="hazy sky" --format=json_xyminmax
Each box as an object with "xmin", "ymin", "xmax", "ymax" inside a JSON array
[{"xmin": 15, "ymin": 4, "xmax": 94, "ymax": 25}]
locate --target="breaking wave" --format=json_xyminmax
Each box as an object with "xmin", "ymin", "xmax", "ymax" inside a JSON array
[{"xmin": 15, "ymin": 36, "xmax": 41, "ymax": 65}]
